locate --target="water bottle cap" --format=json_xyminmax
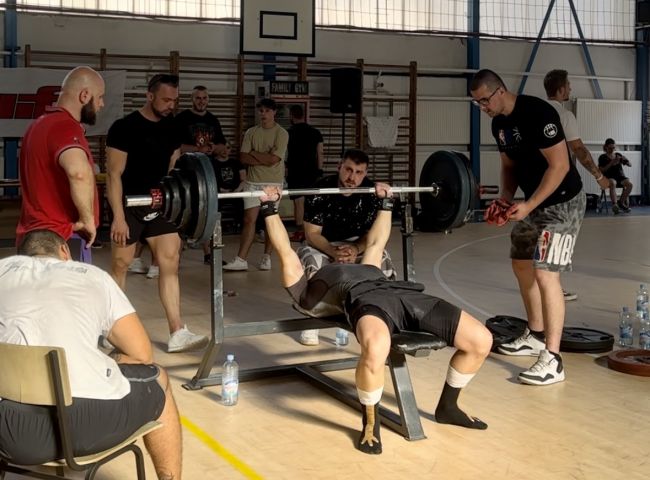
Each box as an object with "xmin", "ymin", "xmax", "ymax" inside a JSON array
[{"xmin": 226, "ymin": 354, "xmax": 234, "ymax": 361}]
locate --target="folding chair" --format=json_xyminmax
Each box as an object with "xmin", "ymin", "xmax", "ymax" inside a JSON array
[{"xmin": 0, "ymin": 343, "xmax": 161, "ymax": 480}]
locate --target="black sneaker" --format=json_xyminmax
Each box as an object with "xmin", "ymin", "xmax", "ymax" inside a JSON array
[{"xmin": 617, "ymin": 201, "xmax": 631, "ymax": 213}]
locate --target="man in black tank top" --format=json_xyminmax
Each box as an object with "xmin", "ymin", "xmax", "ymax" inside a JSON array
[
  {"xmin": 260, "ymin": 186, "xmax": 492, "ymax": 455},
  {"xmin": 470, "ymin": 69, "xmax": 586, "ymax": 386}
]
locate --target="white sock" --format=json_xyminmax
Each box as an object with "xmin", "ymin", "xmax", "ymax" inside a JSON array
[
  {"xmin": 446, "ymin": 365, "xmax": 475, "ymax": 389},
  {"xmin": 357, "ymin": 387, "xmax": 383, "ymax": 406}
]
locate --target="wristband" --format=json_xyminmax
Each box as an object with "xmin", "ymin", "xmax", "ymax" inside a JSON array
[
  {"xmin": 379, "ymin": 197, "xmax": 395, "ymax": 211},
  {"xmin": 259, "ymin": 201, "xmax": 278, "ymax": 218},
  {"xmin": 595, "ymin": 174, "xmax": 604, "ymax": 181}
]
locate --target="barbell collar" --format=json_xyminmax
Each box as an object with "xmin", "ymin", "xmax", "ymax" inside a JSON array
[{"xmin": 125, "ymin": 184, "xmax": 440, "ymax": 208}]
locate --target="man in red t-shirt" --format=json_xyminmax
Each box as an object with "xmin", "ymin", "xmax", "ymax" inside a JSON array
[{"xmin": 17, "ymin": 66, "xmax": 105, "ymax": 248}]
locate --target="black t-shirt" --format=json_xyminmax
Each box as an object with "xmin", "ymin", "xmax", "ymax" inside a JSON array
[
  {"xmin": 304, "ymin": 174, "xmax": 381, "ymax": 241},
  {"xmin": 491, "ymin": 95, "xmax": 582, "ymax": 208},
  {"xmin": 286, "ymin": 122, "xmax": 323, "ymax": 178},
  {"xmin": 213, "ymin": 158, "xmax": 244, "ymax": 192},
  {"xmin": 106, "ymin": 111, "xmax": 182, "ymax": 196},
  {"xmin": 598, "ymin": 153, "xmax": 626, "ymax": 180},
  {"xmin": 175, "ymin": 110, "xmax": 226, "ymax": 147}
]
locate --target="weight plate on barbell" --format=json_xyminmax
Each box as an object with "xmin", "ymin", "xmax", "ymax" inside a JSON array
[
  {"xmin": 607, "ymin": 349, "xmax": 650, "ymax": 377},
  {"xmin": 417, "ymin": 151, "xmax": 473, "ymax": 232},
  {"xmin": 174, "ymin": 153, "xmax": 219, "ymax": 244}
]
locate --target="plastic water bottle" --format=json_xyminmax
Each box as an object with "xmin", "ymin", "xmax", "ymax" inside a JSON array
[
  {"xmin": 221, "ymin": 354, "xmax": 239, "ymax": 406},
  {"xmin": 335, "ymin": 328, "xmax": 349, "ymax": 348},
  {"xmin": 618, "ymin": 307, "xmax": 633, "ymax": 347},
  {"xmin": 640, "ymin": 313, "xmax": 650, "ymax": 350},
  {"xmin": 636, "ymin": 284, "xmax": 649, "ymax": 317}
]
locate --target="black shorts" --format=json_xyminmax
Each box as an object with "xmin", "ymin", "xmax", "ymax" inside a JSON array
[
  {"xmin": 346, "ymin": 285, "xmax": 462, "ymax": 346},
  {"xmin": 287, "ymin": 173, "xmax": 319, "ymax": 199},
  {"xmin": 608, "ymin": 175, "xmax": 630, "ymax": 188},
  {"xmin": 0, "ymin": 364, "xmax": 165, "ymax": 465},
  {"xmin": 125, "ymin": 206, "xmax": 178, "ymax": 245}
]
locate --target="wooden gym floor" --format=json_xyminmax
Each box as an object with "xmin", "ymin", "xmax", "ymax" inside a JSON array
[{"xmin": 1, "ymin": 209, "xmax": 649, "ymax": 479}]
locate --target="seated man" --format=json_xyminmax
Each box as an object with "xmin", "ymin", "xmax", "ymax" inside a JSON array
[
  {"xmin": 259, "ymin": 186, "xmax": 492, "ymax": 455},
  {"xmin": 598, "ymin": 138, "xmax": 633, "ymax": 214},
  {"xmin": 0, "ymin": 230, "xmax": 182, "ymax": 480},
  {"xmin": 298, "ymin": 148, "xmax": 395, "ymax": 346}
]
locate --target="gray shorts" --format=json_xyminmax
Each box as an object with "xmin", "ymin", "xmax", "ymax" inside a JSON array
[
  {"xmin": 510, "ymin": 192, "xmax": 586, "ymax": 272},
  {"xmin": 241, "ymin": 181, "xmax": 283, "ymax": 210}
]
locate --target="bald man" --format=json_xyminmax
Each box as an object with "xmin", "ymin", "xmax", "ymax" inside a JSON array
[{"xmin": 17, "ymin": 66, "xmax": 106, "ymax": 248}]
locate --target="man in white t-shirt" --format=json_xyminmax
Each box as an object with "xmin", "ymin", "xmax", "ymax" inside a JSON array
[
  {"xmin": 544, "ymin": 69, "xmax": 609, "ymax": 302},
  {"xmin": 0, "ymin": 230, "xmax": 183, "ymax": 480}
]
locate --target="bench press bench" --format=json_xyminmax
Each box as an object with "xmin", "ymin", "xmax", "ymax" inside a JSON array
[{"xmin": 184, "ymin": 203, "xmax": 447, "ymax": 440}]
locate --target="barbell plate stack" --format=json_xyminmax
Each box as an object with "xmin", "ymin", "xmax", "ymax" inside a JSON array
[{"xmin": 417, "ymin": 151, "xmax": 474, "ymax": 232}]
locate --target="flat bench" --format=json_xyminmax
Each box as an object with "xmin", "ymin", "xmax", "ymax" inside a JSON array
[{"xmin": 295, "ymin": 317, "xmax": 447, "ymax": 441}]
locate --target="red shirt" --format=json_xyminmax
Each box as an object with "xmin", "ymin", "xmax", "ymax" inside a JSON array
[{"xmin": 16, "ymin": 106, "xmax": 99, "ymax": 245}]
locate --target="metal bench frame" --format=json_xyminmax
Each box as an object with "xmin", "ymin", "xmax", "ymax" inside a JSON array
[{"xmin": 183, "ymin": 203, "xmax": 443, "ymax": 440}]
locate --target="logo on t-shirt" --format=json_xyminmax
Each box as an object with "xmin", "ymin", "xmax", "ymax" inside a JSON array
[
  {"xmin": 498, "ymin": 129, "xmax": 506, "ymax": 145},
  {"xmin": 543, "ymin": 123, "xmax": 558, "ymax": 138}
]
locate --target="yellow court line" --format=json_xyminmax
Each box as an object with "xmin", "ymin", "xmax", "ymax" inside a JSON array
[{"xmin": 181, "ymin": 416, "xmax": 264, "ymax": 480}]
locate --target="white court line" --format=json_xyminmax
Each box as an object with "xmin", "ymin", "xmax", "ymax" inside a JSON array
[{"xmin": 432, "ymin": 233, "xmax": 508, "ymax": 319}]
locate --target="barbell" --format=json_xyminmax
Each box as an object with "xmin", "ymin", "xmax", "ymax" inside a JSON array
[{"xmin": 125, "ymin": 151, "xmax": 497, "ymax": 243}]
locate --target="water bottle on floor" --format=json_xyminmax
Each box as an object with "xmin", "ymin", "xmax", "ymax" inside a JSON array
[
  {"xmin": 636, "ymin": 284, "xmax": 649, "ymax": 317},
  {"xmin": 618, "ymin": 307, "xmax": 633, "ymax": 347},
  {"xmin": 640, "ymin": 313, "xmax": 650, "ymax": 350},
  {"xmin": 335, "ymin": 328, "xmax": 349, "ymax": 348},
  {"xmin": 222, "ymin": 354, "xmax": 239, "ymax": 406}
]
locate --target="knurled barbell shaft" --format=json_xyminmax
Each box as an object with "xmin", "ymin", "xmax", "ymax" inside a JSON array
[{"xmin": 125, "ymin": 184, "xmax": 440, "ymax": 208}]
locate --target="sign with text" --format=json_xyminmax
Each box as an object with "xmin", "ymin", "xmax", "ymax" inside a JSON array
[
  {"xmin": 0, "ymin": 68, "xmax": 126, "ymax": 137},
  {"xmin": 270, "ymin": 81, "xmax": 309, "ymax": 96}
]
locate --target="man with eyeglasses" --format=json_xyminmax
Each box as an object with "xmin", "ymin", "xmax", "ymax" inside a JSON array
[
  {"xmin": 106, "ymin": 73, "xmax": 208, "ymax": 354},
  {"xmin": 598, "ymin": 138, "xmax": 633, "ymax": 214},
  {"xmin": 470, "ymin": 69, "xmax": 585, "ymax": 386}
]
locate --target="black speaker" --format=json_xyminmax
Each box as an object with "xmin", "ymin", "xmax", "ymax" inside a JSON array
[
  {"xmin": 638, "ymin": 0, "xmax": 650, "ymax": 24},
  {"xmin": 330, "ymin": 67, "xmax": 362, "ymax": 114}
]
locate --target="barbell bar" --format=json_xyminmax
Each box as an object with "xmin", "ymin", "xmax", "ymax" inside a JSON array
[
  {"xmin": 124, "ymin": 151, "xmax": 498, "ymax": 243},
  {"xmin": 125, "ymin": 185, "xmax": 441, "ymax": 208}
]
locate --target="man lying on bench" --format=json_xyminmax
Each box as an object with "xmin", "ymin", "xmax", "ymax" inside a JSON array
[{"xmin": 259, "ymin": 185, "xmax": 493, "ymax": 455}]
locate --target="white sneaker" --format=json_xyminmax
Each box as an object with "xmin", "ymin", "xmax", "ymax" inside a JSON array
[
  {"xmin": 167, "ymin": 325, "xmax": 209, "ymax": 353},
  {"xmin": 518, "ymin": 349, "xmax": 565, "ymax": 385},
  {"xmin": 258, "ymin": 254, "xmax": 272, "ymax": 271},
  {"xmin": 299, "ymin": 329, "xmax": 320, "ymax": 346},
  {"xmin": 223, "ymin": 257, "xmax": 248, "ymax": 271},
  {"xmin": 146, "ymin": 265, "xmax": 159, "ymax": 279},
  {"xmin": 497, "ymin": 328, "xmax": 545, "ymax": 356},
  {"xmin": 563, "ymin": 290, "xmax": 578, "ymax": 301},
  {"xmin": 128, "ymin": 257, "xmax": 147, "ymax": 274}
]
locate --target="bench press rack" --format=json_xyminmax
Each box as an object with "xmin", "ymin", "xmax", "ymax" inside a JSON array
[{"xmin": 183, "ymin": 200, "xmax": 447, "ymax": 441}]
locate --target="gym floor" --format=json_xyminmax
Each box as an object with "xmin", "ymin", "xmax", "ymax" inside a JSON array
[{"xmin": 1, "ymin": 210, "xmax": 649, "ymax": 479}]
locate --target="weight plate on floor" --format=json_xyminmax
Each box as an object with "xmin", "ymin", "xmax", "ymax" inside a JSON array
[
  {"xmin": 607, "ymin": 349, "xmax": 650, "ymax": 377},
  {"xmin": 560, "ymin": 327, "xmax": 614, "ymax": 353},
  {"xmin": 485, "ymin": 315, "xmax": 527, "ymax": 351},
  {"xmin": 417, "ymin": 151, "xmax": 474, "ymax": 232}
]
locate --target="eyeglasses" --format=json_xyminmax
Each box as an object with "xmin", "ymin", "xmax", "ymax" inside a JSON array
[{"xmin": 471, "ymin": 87, "xmax": 501, "ymax": 108}]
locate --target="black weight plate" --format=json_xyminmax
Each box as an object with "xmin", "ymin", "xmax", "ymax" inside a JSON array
[
  {"xmin": 560, "ymin": 327, "xmax": 614, "ymax": 353},
  {"xmin": 172, "ymin": 169, "xmax": 192, "ymax": 231},
  {"xmin": 485, "ymin": 315, "xmax": 527, "ymax": 351},
  {"xmin": 455, "ymin": 151, "xmax": 478, "ymax": 224},
  {"xmin": 418, "ymin": 150, "xmax": 472, "ymax": 232},
  {"xmin": 191, "ymin": 153, "xmax": 219, "ymax": 244},
  {"xmin": 161, "ymin": 175, "xmax": 182, "ymax": 225}
]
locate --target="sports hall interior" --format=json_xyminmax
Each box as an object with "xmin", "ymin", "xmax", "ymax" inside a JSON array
[{"xmin": 0, "ymin": 2, "xmax": 649, "ymax": 479}]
